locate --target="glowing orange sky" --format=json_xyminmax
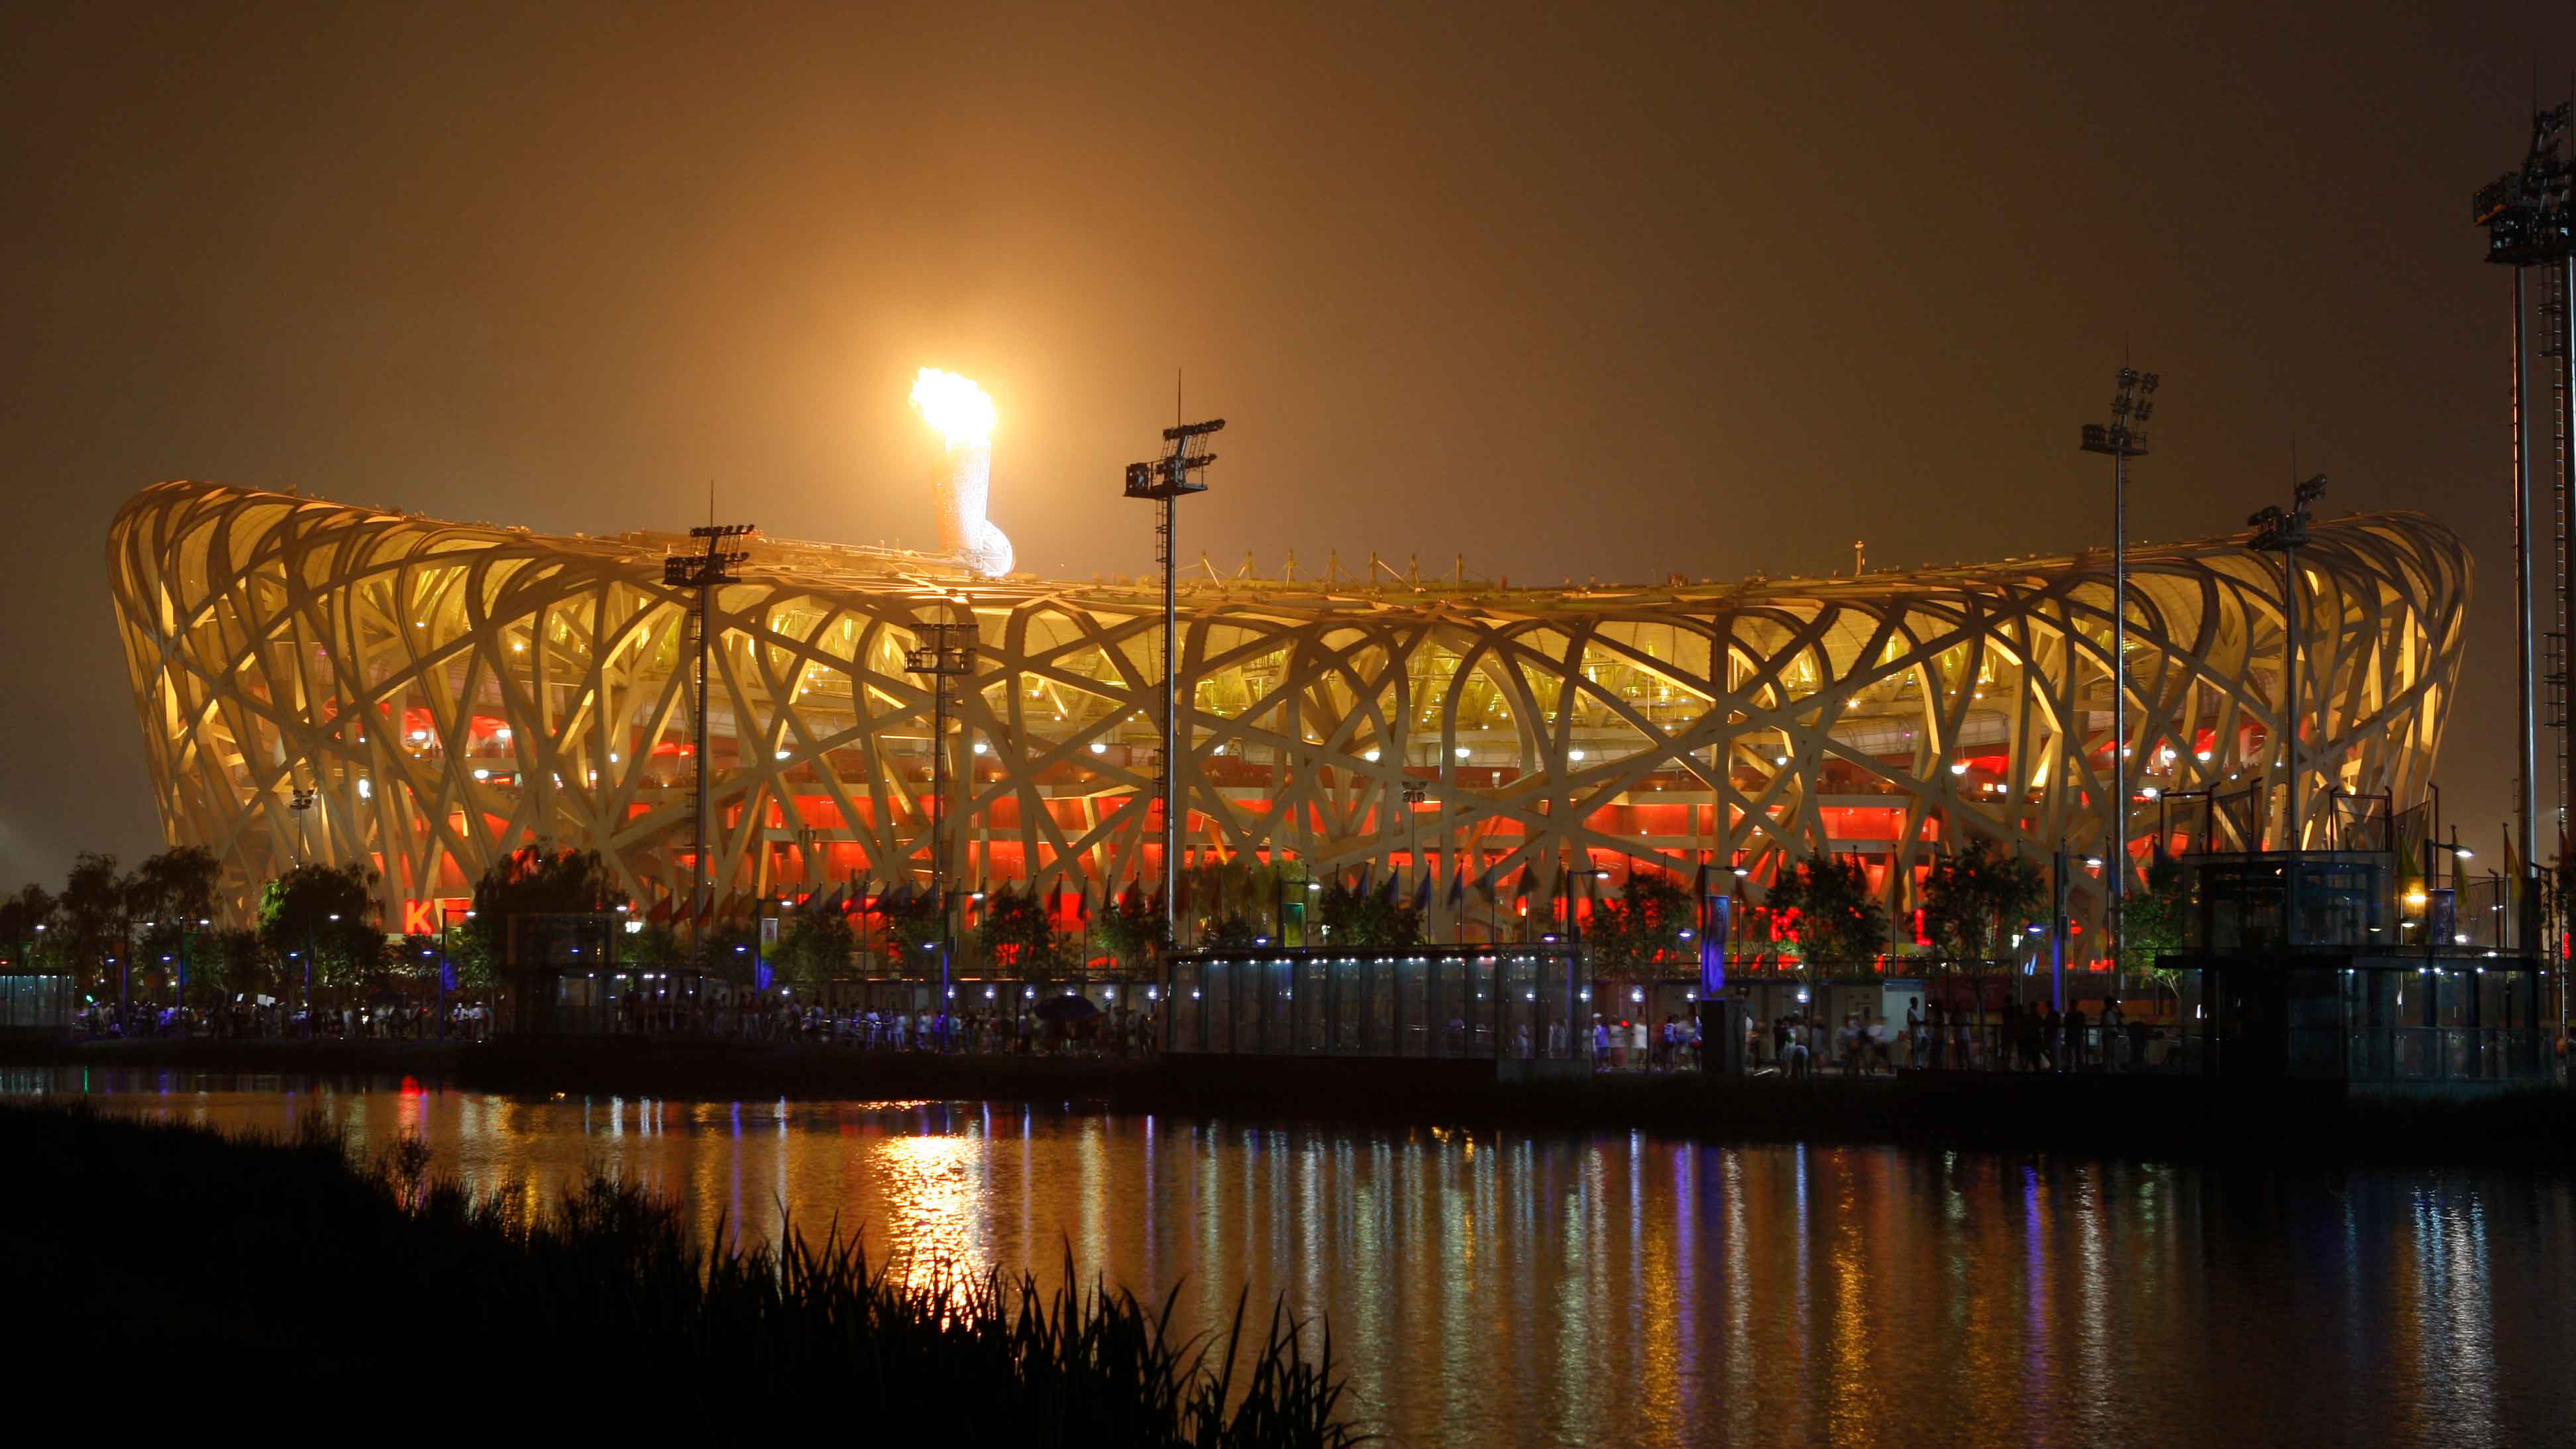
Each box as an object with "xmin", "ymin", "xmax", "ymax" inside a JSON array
[{"xmin": 1, "ymin": 1, "xmax": 2570, "ymax": 881}]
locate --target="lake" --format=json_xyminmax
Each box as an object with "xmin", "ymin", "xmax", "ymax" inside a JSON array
[{"xmin": 10, "ymin": 1068, "xmax": 2571, "ymax": 1445}]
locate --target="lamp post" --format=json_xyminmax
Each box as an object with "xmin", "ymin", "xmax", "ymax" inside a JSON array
[
  {"xmin": 2250, "ymin": 474, "xmax": 2325, "ymax": 943},
  {"xmin": 1123, "ymin": 413, "xmax": 1224, "ymax": 953},
  {"xmin": 663, "ymin": 521, "xmax": 755, "ymax": 959},
  {"xmin": 288, "ymin": 785, "xmax": 317, "ymax": 862},
  {"xmin": 2081, "ymin": 366, "xmax": 2161, "ymax": 984},
  {"xmin": 2472, "ymin": 99, "xmax": 2570, "ymax": 1003},
  {"xmin": 906, "ymin": 615, "xmax": 979, "ymax": 1034}
]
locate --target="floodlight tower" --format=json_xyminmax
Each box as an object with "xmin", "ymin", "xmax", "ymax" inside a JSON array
[
  {"xmin": 2080, "ymin": 366, "xmax": 2160, "ymax": 973},
  {"xmin": 1124, "ymin": 415, "xmax": 1224, "ymax": 946},
  {"xmin": 2251, "ymin": 474, "xmax": 2326, "ymax": 939},
  {"xmin": 906, "ymin": 616, "xmax": 979, "ymax": 1018},
  {"xmin": 664, "ymin": 522, "xmax": 755, "ymax": 947},
  {"xmin": 2472, "ymin": 99, "xmax": 2572, "ymax": 959}
]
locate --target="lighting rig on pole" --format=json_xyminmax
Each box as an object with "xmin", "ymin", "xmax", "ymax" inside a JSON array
[
  {"xmin": 906, "ymin": 616, "xmax": 979, "ymax": 1026},
  {"xmin": 2473, "ymin": 99, "xmax": 2572, "ymax": 971},
  {"xmin": 2080, "ymin": 366, "xmax": 2161, "ymax": 979},
  {"xmin": 288, "ymin": 784, "xmax": 317, "ymax": 861},
  {"xmin": 1124, "ymin": 413, "xmax": 1224, "ymax": 951},
  {"xmin": 664, "ymin": 522, "xmax": 755, "ymax": 963},
  {"xmin": 2250, "ymin": 473, "xmax": 2325, "ymax": 941}
]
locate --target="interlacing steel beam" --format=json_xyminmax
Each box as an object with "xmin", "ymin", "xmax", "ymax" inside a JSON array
[{"xmin": 109, "ymin": 481, "xmax": 2467, "ymax": 953}]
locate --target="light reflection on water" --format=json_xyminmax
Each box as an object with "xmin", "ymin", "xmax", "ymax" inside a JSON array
[{"xmin": 11, "ymin": 1068, "xmax": 2575, "ymax": 1446}]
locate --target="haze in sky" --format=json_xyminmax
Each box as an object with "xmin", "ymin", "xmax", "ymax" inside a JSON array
[{"xmin": 3, "ymin": 2, "xmax": 2570, "ymax": 885}]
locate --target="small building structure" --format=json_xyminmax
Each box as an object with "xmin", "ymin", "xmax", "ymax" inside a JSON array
[{"xmin": 2158, "ymin": 847, "xmax": 2551, "ymax": 1092}]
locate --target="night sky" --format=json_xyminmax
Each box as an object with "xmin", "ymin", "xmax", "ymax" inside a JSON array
[{"xmin": 3, "ymin": 3, "xmax": 2571, "ymax": 886}]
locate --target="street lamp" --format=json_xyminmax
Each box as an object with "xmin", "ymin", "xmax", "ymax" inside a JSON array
[
  {"xmin": 1123, "ymin": 412, "xmax": 1224, "ymax": 951},
  {"xmin": 2080, "ymin": 364, "xmax": 2161, "ymax": 984},
  {"xmin": 906, "ymin": 615, "xmax": 979, "ymax": 1030},
  {"xmin": 664, "ymin": 521, "xmax": 755, "ymax": 955},
  {"xmin": 2250, "ymin": 472, "xmax": 2324, "ymax": 941}
]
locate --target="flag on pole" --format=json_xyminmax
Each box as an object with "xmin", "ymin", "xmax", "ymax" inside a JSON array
[
  {"xmin": 1412, "ymin": 867, "xmax": 1434, "ymax": 913},
  {"xmin": 1447, "ymin": 861, "xmax": 1468, "ymax": 910}
]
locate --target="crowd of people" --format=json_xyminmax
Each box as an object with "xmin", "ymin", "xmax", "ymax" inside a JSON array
[
  {"xmin": 1587, "ymin": 1014, "xmax": 1705, "ymax": 1071},
  {"xmin": 1751, "ymin": 996, "xmax": 2172, "ymax": 1075},
  {"xmin": 76, "ymin": 996, "xmax": 491, "ymax": 1041},
  {"xmin": 608, "ymin": 989, "xmax": 1157, "ymax": 1056}
]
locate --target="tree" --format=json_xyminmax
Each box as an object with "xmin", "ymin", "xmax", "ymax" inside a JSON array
[
  {"xmin": 875, "ymin": 890, "xmax": 945, "ymax": 975},
  {"xmin": 128, "ymin": 846, "xmax": 219, "ymax": 932},
  {"xmin": 1587, "ymin": 872, "xmax": 1693, "ymax": 981},
  {"xmin": 1766, "ymin": 852, "xmax": 1890, "ymax": 970},
  {"xmin": 60, "ymin": 851, "xmax": 127, "ymax": 994},
  {"xmin": 1919, "ymin": 837, "xmax": 2045, "ymax": 1044},
  {"xmin": 1184, "ymin": 855, "xmax": 1286, "ymax": 943},
  {"xmin": 191, "ymin": 927, "xmax": 269, "ymax": 1005},
  {"xmin": 0, "ymin": 884, "xmax": 59, "ymax": 969},
  {"xmin": 975, "ymin": 885, "xmax": 1061, "ymax": 977},
  {"xmin": 704, "ymin": 919, "xmax": 758, "ymax": 981},
  {"xmin": 467, "ymin": 846, "xmax": 629, "ymax": 963},
  {"xmin": 774, "ymin": 906, "xmax": 856, "ymax": 991},
  {"xmin": 395, "ymin": 933, "xmax": 444, "ymax": 981},
  {"xmin": 1202, "ymin": 913, "xmax": 1262, "ymax": 951},
  {"xmin": 1920, "ymin": 837, "xmax": 2045, "ymax": 962},
  {"xmin": 2118, "ymin": 853, "xmax": 2193, "ymax": 1005},
  {"xmin": 1316, "ymin": 878, "xmax": 1424, "ymax": 948},
  {"xmin": 1093, "ymin": 885, "xmax": 1165, "ymax": 972},
  {"xmin": 257, "ymin": 863, "xmax": 384, "ymax": 992},
  {"xmin": 619, "ymin": 922, "xmax": 684, "ymax": 975}
]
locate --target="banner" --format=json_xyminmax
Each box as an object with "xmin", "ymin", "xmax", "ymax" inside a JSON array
[{"xmin": 1698, "ymin": 892, "xmax": 1729, "ymax": 997}]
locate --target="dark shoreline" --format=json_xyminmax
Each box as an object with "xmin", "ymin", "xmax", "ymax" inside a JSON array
[
  {"xmin": 9, "ymin": 1035, "xmax": 2572, "ymax": 1169},
  {"xmin": 0, "ymin": 1102, "xmax": 1358, "ymax": 1439}
]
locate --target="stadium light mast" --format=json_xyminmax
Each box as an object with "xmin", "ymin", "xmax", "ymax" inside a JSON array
[
  {"xmin": 906, "ymin": 614, "xmax": 979, "ymax": 1021},
  {"xmin": 2250, "ymin": 474, "xmax": 2325, "ymax": 940},
  {"xmin": 2473, "ymin": 99, "xmax": 2572, "ymax": 963},
  {"xmin": 2080, "ymin": 366, "xmax": 2159, "ymax": 974},
  {"xmin": 1124, "ymin": 411, "xmax": 1224, "ymax": 949},
  {"xmin": 664, "ymin": 521, "xmax": 754, "ymax": 953}
]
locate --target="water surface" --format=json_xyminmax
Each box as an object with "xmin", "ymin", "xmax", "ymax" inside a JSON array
[{"xmin": 12, "ymin": 1068, "xmax": 2571, "ymax": 1446}]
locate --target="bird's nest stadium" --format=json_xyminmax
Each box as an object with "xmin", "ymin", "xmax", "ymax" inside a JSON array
[{"xmin": 107, "ymin": 478, "xmax": 2466, "ymax": 952}]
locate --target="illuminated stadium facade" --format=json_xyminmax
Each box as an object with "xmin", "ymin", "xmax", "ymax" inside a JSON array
[{"xmin": 109, "ymin": 478, "xmax": 2466, "ymax": 951}]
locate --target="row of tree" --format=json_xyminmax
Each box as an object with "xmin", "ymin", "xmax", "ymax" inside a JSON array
[{"xmin": 0, "ymin": 837, "xmax": 2192, "ymax": 1005}]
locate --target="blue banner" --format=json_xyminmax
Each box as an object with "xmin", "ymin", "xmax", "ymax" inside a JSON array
[{"xmin": 1699, "ymin": 892, "xmax": 1729, "ymax": 996}]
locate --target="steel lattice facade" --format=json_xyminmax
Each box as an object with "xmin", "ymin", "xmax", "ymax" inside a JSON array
[{"xmin": 109, "ymin": 480, "xmax": 2467, "ymax": 940}]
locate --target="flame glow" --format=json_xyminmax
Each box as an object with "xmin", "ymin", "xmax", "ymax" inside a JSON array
[{"xmin": 910, "ymin": 368, "xmax": 996, "ymax": 449}]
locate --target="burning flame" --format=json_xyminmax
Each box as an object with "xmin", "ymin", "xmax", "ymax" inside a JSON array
[{"xmin": 910, "ymin": 368, "xmax": 996, "ymax": 449}]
